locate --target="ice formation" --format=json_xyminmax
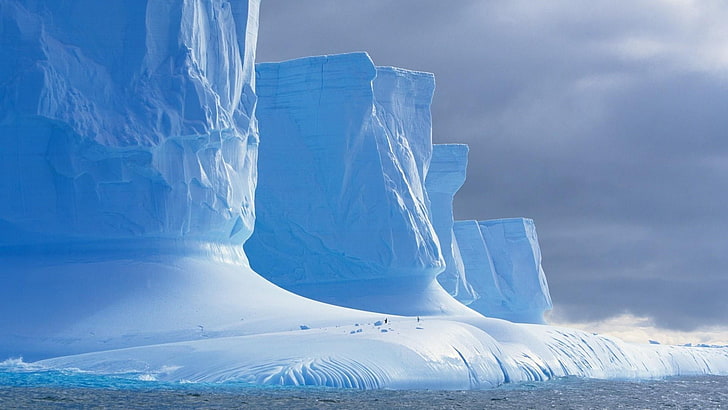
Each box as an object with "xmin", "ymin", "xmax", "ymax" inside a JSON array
[
  {"xmin": 454, "ymin": 219, "xmax": 552, "ymax": 324},
  {"xmin": 245, "ymin": 54, "xmax": 459, "ymax": 315},
  {"xmin": 0, "ymin": 0, "xmax": 259, "ymax": 245},
  {"xmin": 0, "ymin": 0, "xmax": 264, "ymax": 358},
  {"xmin": 1, "ymin": 0, "xmax": 728, "ymax": 390},
  {"xmin": 425, "ymin": 144, "xmax": 476, "ymax": 303}
]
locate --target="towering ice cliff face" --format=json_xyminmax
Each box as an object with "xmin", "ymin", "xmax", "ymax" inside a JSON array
[
  {"xmin": 454, "ymin": 218, "xmax": 552, "ymax": 323},
  {"xmin": 425, "ymin": 145, "xmax": 550, "ymax": 323},
  {"xmin": 425, "ymin": 144, "xmax": 476, "ymax": 303},
  {"xmin": 453, "ymin": 220, "xmax": 503, "ymax": 311},
  {"xmin": 0, "ymin": 0, "xmax": 264, "ymax": 360},
  {"xmin": 246, "ymin": 53, "xmax": 452, "ymax": 314},
  {"xmin": 0, "ymin": 0, "xmax": 260, "ymax": 245}
]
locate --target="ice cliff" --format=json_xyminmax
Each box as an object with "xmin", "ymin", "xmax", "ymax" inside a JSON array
[
  {"xmin": 0, "ymin": 0, "xmax": 265, "ymax": 359},
  {"xmin": 0, "ymin": 0, "xmax": 259, "ymax": 245},
  {"xmin": 245, "ymin": 53, "xmax": 457, "ymax": 315},
  {"xmin": 425, "ymin": 144, "xmax": 476, "ymax": 303},
  {"xmin": 454, "ymin": 219, "xmax": 552, "ymax": 323}
]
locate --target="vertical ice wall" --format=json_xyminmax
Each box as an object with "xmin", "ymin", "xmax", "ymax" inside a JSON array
[
  {"xmin": 454, "ymin": 218, "xmax": 552, "ymax": 323},
  {"xmin": 0, "ymin": 0, "xmax": 263, "ymax": 360},
  {"xmin": 425, "ymin": 144, "xmax": 477, "ymax": 303},
  {"xmin": 478, "ymin": 218, "xmax": 552, "ymax": 323},
  {"xmin": 246, "ymin": 53, "xmax": 446, "ymax": 312},
  {"xmin": 0, "ymin": 0, "xmax": 260, "ymax": 246},
  {"xmin": 453, "ymin": 220, "xmax": 505, "ymax": 313}
]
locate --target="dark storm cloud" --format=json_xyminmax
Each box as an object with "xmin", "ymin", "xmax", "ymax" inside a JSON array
[{"xmin": 257, "ymin": 1, "xmax": 728, "ymax": 331}]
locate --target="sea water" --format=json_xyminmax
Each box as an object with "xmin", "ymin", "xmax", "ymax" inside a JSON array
[{"xmin": 1, "ymin": 363, "xmax": 727, "ymax": 409}]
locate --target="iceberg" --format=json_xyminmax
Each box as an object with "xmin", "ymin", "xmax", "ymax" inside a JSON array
[
  {"xmin": 245, "ymin": 53, "xmax": 468, "ymax": 316},
  {"xmin": 425, "ymin": 144, "xmax": 477, "ymax": 304},
  {"xmin": 425, "ymin": 146, "xmax": 549, "ymax": 323},
  {"xmin": 1, "ymin": 0, "xmax": 728, "ymax": 390},
  {"xmin": 0, "ymin": 0, "xmax": 267, "ymax": 358},
  {"xmin": 454, "ymin": 218, "xmax": 552, "ymax": 324},
  {"xmin": 0, "ymin": 0, "xmax": 259, "ymax": 245},
  {"xmin": 476, "ymin": 218, "xmax": 552, "ymax": 323}
]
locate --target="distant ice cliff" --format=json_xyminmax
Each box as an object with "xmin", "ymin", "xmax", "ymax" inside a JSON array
[
  {"xmin": 425, "ymin": 144, "xmax": 476, "ymax": 304},
  {"xmin": 455, "ymin": 218, "xmax": 552, "ymax": 323}
]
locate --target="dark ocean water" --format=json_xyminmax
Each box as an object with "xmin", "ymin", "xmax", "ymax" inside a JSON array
[{"xmin": 1, "ymin": 368, "xmax": 727, "ymax": 409}]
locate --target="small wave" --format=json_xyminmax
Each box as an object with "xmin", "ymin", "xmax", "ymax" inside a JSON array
[
  {"xmin": 137, "ymin": 374, "xmax": 158, "ymax": 382},
  {"xmin": 0, "ymin": 357, "xmax": 45, "ymax": 371}
]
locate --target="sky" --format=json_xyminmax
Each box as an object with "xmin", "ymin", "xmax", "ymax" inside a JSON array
[{"xmin": 256, "ymin": 0, "xmax": 728, "ymax": 343}]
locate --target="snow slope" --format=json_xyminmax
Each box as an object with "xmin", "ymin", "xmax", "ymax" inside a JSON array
[
  {"xmin": 36, "ymin": 317, "xmax": 728, "ymax": 389},
  {"xmin": 1, "ymin": 0, "xmax": 727, "ymax": 390}
]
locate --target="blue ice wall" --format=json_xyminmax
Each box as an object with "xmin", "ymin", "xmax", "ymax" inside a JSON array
[
  {"xmin": 246, "ymin": 53, "xmax": 445, "ymax": 311},
  {"xmin": 0, "ymin": 0, "xmax": 260, "ymax": 246},
  {"xmin": 425, "ymin": 144, "xmax": 476, "ymax": 303},
  {"xmin": 478, "ymin": 218, "xmax": 552, "ymax": 322},
  {"xmin": 453, "ymin": 220, "xmax": 502, "ymax": 309},
  {"xmin": 0, "ymin": 0, "xmax": 261, "ymax": 360},
  {"xmin": 454, "ymin": 218, "xmax": 552, "ymax": 323}
]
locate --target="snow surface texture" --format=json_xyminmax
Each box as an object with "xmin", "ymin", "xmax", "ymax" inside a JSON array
[
  {"xmin": 1, "ymin": 0, "xmax": 728, "ymax": 390},
  {"xmin": 35, "ymin": 320, "xmax": 728, "ymax": 390},
  {"xmin": 245, "ymin": 53, "xmax": 455, "ymax": 315},
  {"xmin": 454, "ymin": 219, "xmax": 552, "ymax": 324}
]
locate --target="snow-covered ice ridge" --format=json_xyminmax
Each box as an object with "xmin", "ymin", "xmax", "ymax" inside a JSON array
[{"xmin": 1, "ymin": 0, "xmax": 727, "ymax": 389}]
